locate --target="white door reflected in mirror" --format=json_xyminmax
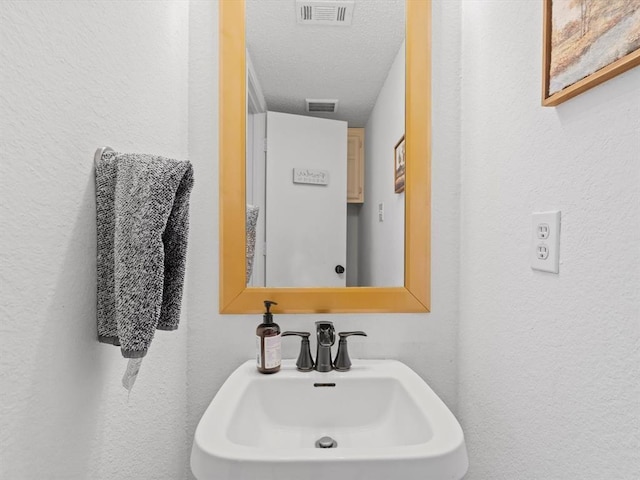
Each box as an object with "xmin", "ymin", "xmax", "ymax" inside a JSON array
[
  {"xmin": 245, "ymin": 0, "xmax": 406, "ymax": 288},
  {"xmin": 264, "ymin": 112, "xmax": 347, "ymax": 288}
]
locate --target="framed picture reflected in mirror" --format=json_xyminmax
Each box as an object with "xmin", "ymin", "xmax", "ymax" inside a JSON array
[{"xmin": 394, "ymin": 135, "xmax": 405, "ymax": 194}]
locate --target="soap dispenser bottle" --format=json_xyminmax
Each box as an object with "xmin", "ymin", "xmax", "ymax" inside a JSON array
[{"xmin": 256, "ymin": 300, "xmax": 281, "ymax": 374}]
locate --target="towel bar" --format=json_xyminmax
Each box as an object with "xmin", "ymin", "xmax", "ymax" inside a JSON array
[{"xmin": 94, "ymin": 146, "xmax": 114, "ymax": 167}]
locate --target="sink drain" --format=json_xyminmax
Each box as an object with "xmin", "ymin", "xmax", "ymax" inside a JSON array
[{"xmin": 315, "ymin": 436, "xmax": 338, "ymax": 448}]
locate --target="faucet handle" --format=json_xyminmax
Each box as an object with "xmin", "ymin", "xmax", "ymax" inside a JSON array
[
  {"xmin": 338, "ymin": 331, "xmax": 367, "ymax": 338},
  {"xmin": 333, "ymin": 331, "xmax": 367, "ymax": 371},
  {"xmin": 282, "ymin": 331, "xmax": 314, "ymax": 371}
]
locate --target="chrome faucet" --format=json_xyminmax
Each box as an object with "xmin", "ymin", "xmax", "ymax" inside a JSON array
[{"xmin": 314, "ymin": 321, "xmax": 335, "ymax": 372}]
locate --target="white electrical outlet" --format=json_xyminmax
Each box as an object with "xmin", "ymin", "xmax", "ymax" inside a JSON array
[
  {"xmin": 531, "ymin": 211, "xmax": 560, "ymax": 273},
  {"xmin": 378, "ymin": 202, "xmax": 384, "ymax": 222}
]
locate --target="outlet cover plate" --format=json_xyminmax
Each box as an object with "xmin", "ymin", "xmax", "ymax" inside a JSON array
[{"xmin": 531, "ymin": 211, "xmax": 560, "ymax": 273}]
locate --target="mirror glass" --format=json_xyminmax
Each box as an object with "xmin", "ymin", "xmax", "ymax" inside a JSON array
[{"xmin": 245, "ymin": 0, "xmax": 405, "ymax": 288}]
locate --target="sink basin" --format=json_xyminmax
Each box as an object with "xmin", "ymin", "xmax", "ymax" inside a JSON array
[{"xmin": 191, "ymin": 359, "xmax": 468, "ymax": 480}]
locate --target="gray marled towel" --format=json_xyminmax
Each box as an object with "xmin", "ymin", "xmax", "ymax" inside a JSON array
[
  {"xmin": 246, "ymin": 205, "xmax": 259, "ymax": 283},
  {"xmin": 96, "ymin": 151, "xmax": 193, "ymax": 358}
]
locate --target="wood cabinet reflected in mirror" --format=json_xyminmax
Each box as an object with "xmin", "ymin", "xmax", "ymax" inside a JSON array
[{"xmin": 219, "ymin": 0, "xmax": 431, "ymax": 313}]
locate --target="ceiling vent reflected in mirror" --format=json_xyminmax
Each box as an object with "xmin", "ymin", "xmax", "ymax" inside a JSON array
[
  {"xmin": 305, "ymin": 99, "xmax": 339, "ymax": 113},
  {"xmin": 296, "ymin": 0, "xmax": 355, "ymax": 26}
]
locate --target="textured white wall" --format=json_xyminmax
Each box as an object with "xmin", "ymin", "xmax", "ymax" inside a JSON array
[
  {"xmin": 359, "ymin": 42, "xmax": 406, "ymax": 287},
  {"xmin": 458, "ymin": 1, "xmax": 640, "ymax": 479},
  {"xmin": 185, "ymin": 2, "xmax": 460, "ymax": 479},
  {"xmin": 0, "ymin": 1, "xmax": 190, "ymax": 479}
]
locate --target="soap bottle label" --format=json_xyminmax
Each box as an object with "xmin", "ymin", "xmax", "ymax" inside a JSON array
[
  {"xmin": 256, "ymin": 335, "xmax": 262, "ymax": 367},
  {"xmin": 260, "ymin": 333, "xmax": 281, "ymax": 369}
]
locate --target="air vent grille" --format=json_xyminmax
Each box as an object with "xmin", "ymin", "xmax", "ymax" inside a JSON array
[
  {"xmin": 306, "ymin": 99, "xmax": 339, "ymax": 113},
  {"xmin": 296, "ymin": 1, "xmax": 354, "ymax": 26}
]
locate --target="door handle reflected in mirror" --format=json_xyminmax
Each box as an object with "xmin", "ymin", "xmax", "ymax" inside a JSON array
[{"xmin": 335, "ymin": 265, "xmax": 345, "ymax": 274}]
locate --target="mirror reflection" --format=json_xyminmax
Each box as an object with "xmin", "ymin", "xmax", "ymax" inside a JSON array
[{"xmin": 245, "ymin": 0, "xmax": 405, "ymax": 288}]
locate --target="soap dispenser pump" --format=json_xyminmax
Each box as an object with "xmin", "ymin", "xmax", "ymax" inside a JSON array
[{"xmin": 256, "ymin": 300, "xmax": 281, "ymax": 374}]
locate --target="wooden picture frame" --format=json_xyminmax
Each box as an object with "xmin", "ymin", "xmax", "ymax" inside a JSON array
[
  {"xmin": 394, "ymin": 135, "xmax": 405, "ymax": 194},
  {"xmin": 542, "ymin": 0, "xmax": 640, "ymax": 106}
]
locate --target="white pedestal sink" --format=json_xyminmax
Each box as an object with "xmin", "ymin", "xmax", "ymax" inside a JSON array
[{"xmin": 191, "ymin": 359, "xmax": 468, "ymax": 480}]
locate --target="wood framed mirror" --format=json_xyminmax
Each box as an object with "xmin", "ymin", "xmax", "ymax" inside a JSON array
[{"xmin": 219, "ymin": 0, "xmax": 431, "ymax": 314}]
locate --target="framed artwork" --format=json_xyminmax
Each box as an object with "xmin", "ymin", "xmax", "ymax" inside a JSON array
[
  {"xmin": 542, "ymin": 0, "xmax": 640, "ymax": 106},
  {"xmin": 394, "ymin": 135, "xmax": 405, "ymax": 194}
]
